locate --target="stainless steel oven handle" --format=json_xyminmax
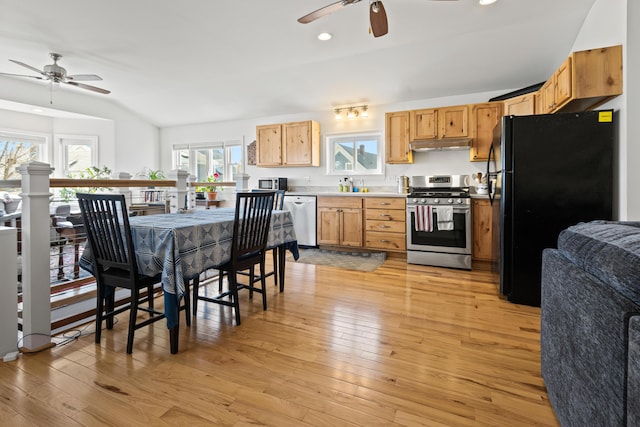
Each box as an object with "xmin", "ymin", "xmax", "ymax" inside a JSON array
[{"xmin": 407, "ymin": 206, "xmax": 470, "ymax": 213}]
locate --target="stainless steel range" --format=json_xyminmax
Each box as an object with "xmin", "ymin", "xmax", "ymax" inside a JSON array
[{"xmin": 406, "ymin": 175, "xmax": 472, "ymax": 269}]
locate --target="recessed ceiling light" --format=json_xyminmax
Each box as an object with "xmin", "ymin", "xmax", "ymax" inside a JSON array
[
  {"xmin": 317, "ymin": 32, "xmax": 332, "ymax": 41},
  {"xmin": 31, "ymin": 108, "xmax": 44, "ymax": 113},
  {"xmin": 479, "ymin": 0, "xmax": 497, "ymax": 5}
]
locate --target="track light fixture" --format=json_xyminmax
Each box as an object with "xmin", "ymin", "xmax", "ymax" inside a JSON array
[{"xmin": 333, "ymin": 104, "xmax": 369, "ymax": 121}]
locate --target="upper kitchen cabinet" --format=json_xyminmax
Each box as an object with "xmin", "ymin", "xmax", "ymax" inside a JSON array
[
  {"xmin": 503, "ymin": 93, "xmax": 536, "ymax": 116},
  {"xmin": 409, "ymin": 108, "xmax": 437, "ymax": 140},
  {"xmin": 538, "ymin": 45, "xmax": 622, "ymax": 114},
  {"xmin": 385, "ymin": 111, "xmax": 413, "ymax": 164},
  {"xmin": 469, "ymin": 102, "xmax": 502, "ymax": 162},
  {"xmin": 538, "ymin": 57, "xmax": 572, "ymax": 114},
  {"xmin": 256, "ymin": 120, "xmax": 320, "ymax": 167},
  {"xmin": 410, "ymin": 105, "xmax": 468, "ymax": 141},
  {"xmin": 256, "ymin": 124, "xmax": 282, "ymax": 166},
  {"xmin": 438, "ymin": 105, "xmax": 469, "ymax": 139}
]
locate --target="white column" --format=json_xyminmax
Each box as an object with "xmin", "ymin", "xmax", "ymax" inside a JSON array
[
  {"xmin": 0, "ymin": 227, "xmax": 18, "ymax": 359},
  {"xmin": 167, "ymin": 169, "xmax": 191, "ymax": 212},
  {"xmin": 17, "ymin": 161, "xmax": 55, "ymax": 351},
  {"xmin": 114, "ymin": 171, "xmax": 133, "ymax": 205}
]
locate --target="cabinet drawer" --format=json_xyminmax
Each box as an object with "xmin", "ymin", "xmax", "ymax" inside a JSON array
[
  {"xmin": 318, "ymin": 196, "xmax": 362, "ymax": 209},
  {"xmin": 365, "ymin": 220, "xmax": 405, "ymax": 233},
  {"xmin": 365, "ymin": 231, "xmax": 406, "ymax": 251},
  {"xmin": 365, "ymin": 209, "xmax": 406, "ymax": 222},
  {"xmin": 364, "ymin": 197, "xmax": 405, "ymax": 210}
]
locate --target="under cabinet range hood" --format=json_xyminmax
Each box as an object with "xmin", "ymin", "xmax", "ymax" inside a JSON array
[{"xmin": 410, "ymin": 137, "xmax": 472, "ymax": 151}]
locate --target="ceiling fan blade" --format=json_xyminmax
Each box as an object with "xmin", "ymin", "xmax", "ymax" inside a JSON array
[
  {"xmin": 370, "ymin": 1, "xmax": 388, "ymax": 37},
  {"xmin": 298, "ymin": 0, "xmax": 362, "ymax": 24},
  {"xmin": 65, "ymin": 80, "xmax": 110, "ymax": 94},
  {"xmin": 0, "ymin": 72, "xmax": 44, "ymax": 80},
  {"xmin": 9, "ymin": 59, "xmax": 46, "ymax": 76},
  {"xmin": 67, "ymin": 74, "xmax": 103, "ymax": 81}
]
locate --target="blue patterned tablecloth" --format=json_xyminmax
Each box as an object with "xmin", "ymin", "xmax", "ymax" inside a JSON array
[{"xmin": 81, "ymin": 208, "xmax": 298, "ymax": 328}]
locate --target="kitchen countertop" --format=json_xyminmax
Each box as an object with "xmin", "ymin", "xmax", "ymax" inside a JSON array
[
  {"xmin": 287, "ymin": 191, "xmax": 406, "ymax": 198},
  {"xmin": 470, "ymin": 193, "xmax": 490, "ymax": 199}
]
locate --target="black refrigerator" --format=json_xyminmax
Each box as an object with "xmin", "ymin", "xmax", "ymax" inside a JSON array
[{"xmin": 487, "ymin": 110, "xmax": 614, "ymax": 307}]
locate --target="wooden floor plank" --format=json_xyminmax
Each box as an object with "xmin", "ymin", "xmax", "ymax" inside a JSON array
[{"xmin": 0, "ymin": 257, "xmax": 560, "ymax": 426}]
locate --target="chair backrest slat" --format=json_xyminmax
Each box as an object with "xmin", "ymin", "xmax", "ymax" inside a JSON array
[
  {"xmin": 77, "ymin": 193, "xmax": 138, "ymax": 276},
  {"xmin": 252, "ymin": 189, "xmax": 285, "ymax": 210},
  {"xmin": 232, "ymin": 192, "xmax": 275, "ymax": 259}
]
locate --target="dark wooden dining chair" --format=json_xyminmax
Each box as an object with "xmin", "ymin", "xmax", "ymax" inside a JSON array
[
  {"xmin": 77, "ymin": 193, "xmax": 173, "ymax": 354},
  {"xmin": 193, "ymin": 191, "xmax": 275, "ymax": 325},
  {"xmin": 241, "ymin": 189, "xmax": 285, "ymax": 287}
]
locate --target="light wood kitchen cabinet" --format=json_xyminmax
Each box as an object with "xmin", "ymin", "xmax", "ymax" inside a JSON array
[
  {"xmin": 438, "ymin": 105, "xmax": 469, "ymax": 139},
  {"xmin": 385, "ymin": 111, "xmax": 412, "ymax": 164},
  {"xmin": 256, "ymin": 124, "xmax": 282, "ymax": 166},
  {"xmin": 538, "ymin": 57, "xmax": 572, "ymax": 114},
  {"xmin": 469, "ymin": 102, "xmax": 502, "ymax": 162},
  {"xmin": 317, "ymin": 197, "xmax": 363, "ymax": 247},
  {"xmin": 537, "ymin": 45, "xmax": 622, "ymax": 114},
  {"xmin": 409, "ymin": 108, "xmax": 437, "ymax": 140},
  {"xmin": 364, "ymin": 197, "xmax": 406, "ymax": 252},
  {"xmin": 472, "ymin": 198, "xmax": 493, "ymax": 261},
  {"xmin": 503, "ymin": 93, "xmax": 536, "ymax": 116},
  {"xmin": 410, "ymin": 105, "xmax": 469, "ymax": 141},
  {"xmin": 256, "ymin": 120, "xmax": 320, "ymax": 167}
]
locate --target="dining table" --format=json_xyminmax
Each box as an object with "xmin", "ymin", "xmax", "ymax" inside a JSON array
[{"xmin": 80, "ymin": 207, "xmax": 298, "ymax": 353}]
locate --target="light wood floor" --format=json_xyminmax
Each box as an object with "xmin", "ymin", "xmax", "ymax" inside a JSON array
[{"xmin": 0, "ymin": 257, "xmax": 559, "ymax": 426}]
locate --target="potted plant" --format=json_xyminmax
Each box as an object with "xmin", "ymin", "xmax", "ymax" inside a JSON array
[{"xmin": 201, "ymin": 173, "xmax": 221, "ymax": 200}]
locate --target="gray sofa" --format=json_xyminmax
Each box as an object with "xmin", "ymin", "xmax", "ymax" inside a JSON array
[
  {"xmin": 0, "ymin": 193, "xmax": 21, "ymax": 223},
  {"xmin": 541, "ymin": 220, "xmax": 640, "ymax": 426}
]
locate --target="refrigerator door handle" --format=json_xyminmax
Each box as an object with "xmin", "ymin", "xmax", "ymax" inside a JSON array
[{"xmin": 487, "ymin": 144, "xmax": 499, "ymax": 206}]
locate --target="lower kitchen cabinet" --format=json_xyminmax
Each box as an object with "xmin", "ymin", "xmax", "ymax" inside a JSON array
[
  {"xmin": 472, "ymin": 198, "xmax": 493, "ymax": 261},
  {"xmin": 364, "ymin": 197, "xmax": 406, "ymax": 252},
  {"xmin": 317, "ymin": 197, "xmax": 363, "ymax": 247}
]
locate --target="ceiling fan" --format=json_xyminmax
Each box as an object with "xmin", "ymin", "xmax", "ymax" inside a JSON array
[
  {"xmin": 298, "ymin": 0, "xmax": 459, "ymax": 38},
  {"xmin": 0, "ymin": 52, "xmax": 110, "ymax": 94}
]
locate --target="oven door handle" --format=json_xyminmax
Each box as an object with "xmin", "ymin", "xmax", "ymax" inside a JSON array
[{"xmin": 407, "ymin": 206, "xmax": 469, "ymax": 213}]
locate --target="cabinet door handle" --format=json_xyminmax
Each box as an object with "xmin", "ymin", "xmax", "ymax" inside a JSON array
[
  {"xmin": 380, "ymin": 239, "xmax": 391, "ymax": 243},
  {"xmin": 379, "ymin": 202, "xmax": 391, "ymax": 206},
  {"xmin": 378, "ymin": 225, "xmax": 390, "ymax": 229},
  {"xmin": 379, "ymin": 213, "xmax": 391, "ymax": 217}
]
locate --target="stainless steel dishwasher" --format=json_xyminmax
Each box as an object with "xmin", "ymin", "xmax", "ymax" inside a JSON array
[{"xmin": 283, "ymin": 195, "xmax": 317, "ymax": 247}]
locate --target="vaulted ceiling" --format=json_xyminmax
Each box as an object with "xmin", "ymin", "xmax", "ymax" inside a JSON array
[{"xmin": 0, "ymin": 0, "xmax": 596, "ymax": 127}]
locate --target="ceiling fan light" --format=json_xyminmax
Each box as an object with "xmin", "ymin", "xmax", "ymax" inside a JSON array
[
  {"xmin": 318, "ymin": 32, "xmax": 332, "ymax": 41},
  {"xmin": 479, "ymin": 0, "xmax": 497, "ymax": 5}
]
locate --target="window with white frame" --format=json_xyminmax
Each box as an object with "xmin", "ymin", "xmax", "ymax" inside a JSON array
[
  {"xmin": 172, "ymin": 140, "xmax": 243, "ymax": 184},
  {"xmin": 0, "ymin": 130, "xmax": 49, "ymax": 180},
  {"xmin": 326, "ymin": 131, "xmax": 384, "ymax": 175},
  {"xmin": 55, "ymin": 134, "xmax": 98, "ymax": 177}
]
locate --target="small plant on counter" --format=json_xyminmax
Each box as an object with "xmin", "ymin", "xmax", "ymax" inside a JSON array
[
  {"xmin": 202, "ymin": 173, "xmax": 221, "ymax": 192},
  {"xmin": 138, "ymin": 167, "xmax": 166, "ymax": 180}
]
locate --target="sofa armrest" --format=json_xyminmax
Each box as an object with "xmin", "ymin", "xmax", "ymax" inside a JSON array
[
  {"xmin": 541, "ymin": 248, "xmax": 639, "ymax": 426},
  {"xmin": 0, "ymin": 211, "xmax": 22, "ymax": 225},
  {"xmin": 628, "ymin": 315, "xmax": 640, "ymax": 426}
]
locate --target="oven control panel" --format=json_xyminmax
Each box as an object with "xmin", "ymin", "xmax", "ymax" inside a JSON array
[{"xmin": 407, "ymin": 197, "xmax": 470, "ymax": 206}]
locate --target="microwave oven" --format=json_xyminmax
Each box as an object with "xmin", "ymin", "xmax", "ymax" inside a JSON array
[{"xmin": 257, "ymin": 177, "xmax": 288, "ymax": 191}]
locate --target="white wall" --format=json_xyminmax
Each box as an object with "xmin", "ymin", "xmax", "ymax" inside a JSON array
[
  {"xmin": 0, "ymin": 77, "xmax": 159, "ymax": 176},
  {"xmin": 0, "ymin": 109, "xmax": 117, "ymax": 177},
  {"xmin": 0, "ymin": 109, "xmax": 53, "ymax": 134},
  {"xmin": 571, "ymin": 0, "xmax": 637, "ymax": 220},
  {"xmin": 160, "ymin": 89, "xmax": 511, "ymax": 190},
  {"xmin": 627, "ymin": 0, "xmax": 640, "ymax": 219},
  {"xmin": 52, "ymin": 118, "xmax": 115, "ymax": 177}
]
